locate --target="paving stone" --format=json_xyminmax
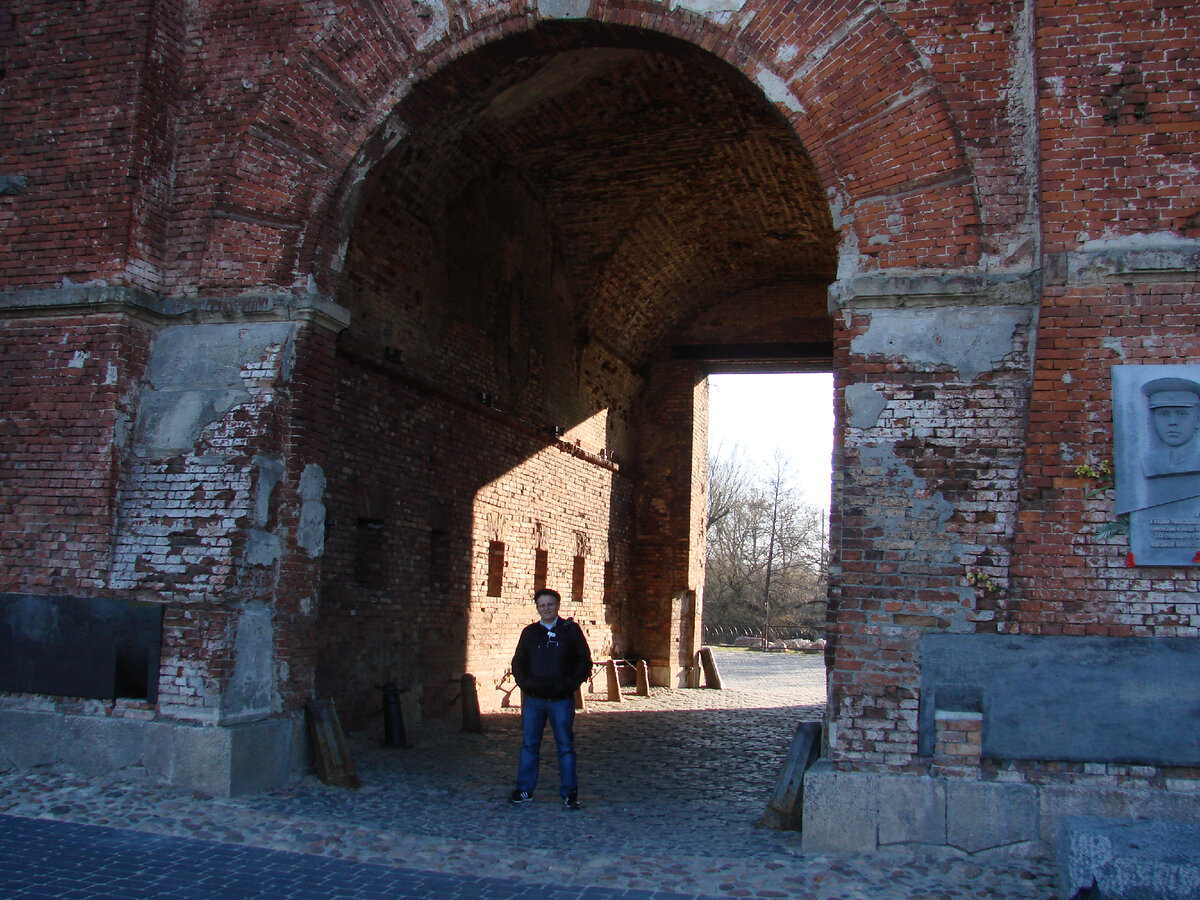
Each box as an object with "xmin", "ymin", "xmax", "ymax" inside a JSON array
[{"xmin": 0, "ymin": 650, "xmax": 1057, "ymax": 899}]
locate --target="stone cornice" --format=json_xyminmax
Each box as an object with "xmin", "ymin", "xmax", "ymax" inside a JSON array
[
  {"xmin": 0, "ymin": 286, "xmax": 352, "ymax": 333},
  {"xmin": 828, "ymin": 271, "xmax": 1040, "ymax": 313},
  {"xmin": 1044, "ymin": 235, "xmax": 1200, "ymax": 286}
]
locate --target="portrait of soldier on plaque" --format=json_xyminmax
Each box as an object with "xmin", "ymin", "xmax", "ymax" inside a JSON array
[
  {"xmin": 1114, "ymin": 366, "xmax": 1200, "ymax": 566},
  {"xmin": 1140, "ymin": 377, "xmax": 1200, "ymax": 478}
]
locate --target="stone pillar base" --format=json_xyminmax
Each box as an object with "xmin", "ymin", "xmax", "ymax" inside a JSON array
[{"xmin": 0, "ymin": 708, "xmax": 306, "ymax": 796}]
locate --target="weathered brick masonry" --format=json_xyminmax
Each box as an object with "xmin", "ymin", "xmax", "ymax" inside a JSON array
[{"xmin": 1, "ymin": 0, "xmax": 1198, "ymax": 855}]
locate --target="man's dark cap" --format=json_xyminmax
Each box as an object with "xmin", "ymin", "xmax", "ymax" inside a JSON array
[{"xmin": 1143, "ymin": 377, "xmax": 1200, "ymax": 408}]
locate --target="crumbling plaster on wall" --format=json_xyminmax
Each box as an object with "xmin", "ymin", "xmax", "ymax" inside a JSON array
[
  {"xmin": 112, "ymin": 322, "xmax": 300, "ymax": 595},
  {"xmin": 850, "ymin": 306, "xmax": 1031, "ymax": 383},
  {"xmin": 224, "ymin": 600, "xmax": 280, "ymax": 722}
]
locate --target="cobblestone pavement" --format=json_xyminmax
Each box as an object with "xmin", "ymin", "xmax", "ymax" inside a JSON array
[{"xmin": 0, "ymin": 650, "xmax": 1058, "ymax": 899}]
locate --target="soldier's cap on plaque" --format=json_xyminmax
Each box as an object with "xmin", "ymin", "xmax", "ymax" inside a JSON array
[{"xmin": 1142, "ymin": 377, "xmax": 1200, "ymax": 408}]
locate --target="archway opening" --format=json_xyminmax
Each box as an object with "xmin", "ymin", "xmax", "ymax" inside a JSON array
[
  {"xmin": 704, "ymin": 371, "xmax": 833, "ymax": 652},
  {"xmin": 315, "ymin": 22, "xmax": 837, "ymax": 730}
]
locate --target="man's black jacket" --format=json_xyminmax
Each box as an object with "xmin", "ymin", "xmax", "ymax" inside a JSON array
[{"xmin": 512, "ymin": 617, "xmax": 592, "ymax": 701}]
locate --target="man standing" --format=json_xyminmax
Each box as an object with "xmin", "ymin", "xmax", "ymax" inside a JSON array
[{"xmin": 510, "ymin": 588, "xmax": 592, "ymax": 809}]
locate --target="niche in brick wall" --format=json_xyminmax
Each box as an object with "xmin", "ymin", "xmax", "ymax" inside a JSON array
[
  {"xmin": 354, "ymin": 518, "xmax": 386, "ymax": 587},
  {"xmin": 488, "ymin": 541, "xmax": 505, "ymax": 597},
  {"xmin": 534, "ymin": 548, "xmax": 548, "ymax": 593},
  {"xmin": 572, "ymin": 555, "xmax": 585, "ymax": 603},
  {"xmin": 430, "ymin": 529, "xmax": 450, "ymax": 590}
]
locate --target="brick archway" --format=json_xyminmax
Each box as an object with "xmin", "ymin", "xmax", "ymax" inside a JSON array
[
  {"xmin": 165, "ymin": 0, "xmax": 989, "ymax": 734},
  {"xmin": 173, "ymin": 1, "xmax": 980, "ymax": 298}
]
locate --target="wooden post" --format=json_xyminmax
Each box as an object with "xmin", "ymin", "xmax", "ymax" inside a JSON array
[
  {"xmin": 605, "ymin": 658, "xmax": 623, "ymax": 702},
  {"xmin": 635, "ymin": 659, "xmax": 650, "ymax": 696}
]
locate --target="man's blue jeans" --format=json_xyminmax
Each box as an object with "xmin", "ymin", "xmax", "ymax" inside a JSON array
[{"xmin": 516, "ymin": 695, "xmax": 577, "ymax": 797}]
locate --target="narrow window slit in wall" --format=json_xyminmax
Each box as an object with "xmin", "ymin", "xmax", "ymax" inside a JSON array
[
  {"xmin": 534, "ymin": 548, "xmax": 548, "ymax": 593},
  {"xmin": 572, "ymin": 555, "xmax": 585, "ymax": 603},
  {"xmin": 429, "ymin": 528, "xmax": 450, "ymax": 590},
  {"xmin": 354, "ymin": 518, "xmax": 385, "ymax": 587},
  {"xmin": 488, "ymin": 541, "xmax": 505, "ymax": 598}
]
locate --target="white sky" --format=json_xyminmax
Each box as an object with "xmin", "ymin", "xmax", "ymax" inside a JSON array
[{"xmin": 707, "ymin": 372, "xmax": 835, "ymax": 510}]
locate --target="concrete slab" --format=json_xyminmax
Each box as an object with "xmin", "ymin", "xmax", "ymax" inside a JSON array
[
  {"xmin": 879, "ymin": 774, "xmax": 946, "ymax": 847},
  {"xmin": 1058, "ymin": 817, "xmax": 1200, "ymax": 900},
  {"xmin": 60, "ymin": 716, "xmax": 147, "ymax": 776},
  {"xmin": 0, "ymin": 710, "xmax": 60, "ymax": 770},
  {"xmin": 801, "ymin": 761, "xmax": 879, "ymax": 853},
  {"xmin": 946, "ymin": 780, "xmax": 1038, "ymax": 853},
  {"xmin": 1039, "ymin": 784, "xmax": 1200, "ymax": 847}
]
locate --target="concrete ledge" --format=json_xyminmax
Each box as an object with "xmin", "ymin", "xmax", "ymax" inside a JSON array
[
  {"xmin": 0, "ymin": 708, "xmax": 303, "ymax": 796},
  {"xmin": 828, "ymin": 271, "xmax": 1039, "ymax": 311},
  {"xmin": 1058, "ymin": 817, "xmax": 1200, "ymax": 900},
  {"xmin": 0, "ymin": 285, "xmax": 351, "ymax": 332},
  {"xmin": 801, "ymin": 769, "xmax": 1200, "ymax": 863},
  {"xmin": 1046, "ymin": 234, "xmax": 1200, "ymax": 286}
]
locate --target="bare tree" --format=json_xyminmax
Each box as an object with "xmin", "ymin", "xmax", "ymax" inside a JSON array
[{"xmin": 704, "ymin": 448, "xmax": 828, "ymax": 644}]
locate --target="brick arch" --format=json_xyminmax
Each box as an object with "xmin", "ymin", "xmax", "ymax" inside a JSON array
[{"xmin": 188, "ymin": 0, "xmax": 979, "ymax": 296}]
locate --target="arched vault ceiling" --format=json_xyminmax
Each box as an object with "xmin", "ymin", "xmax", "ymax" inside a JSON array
[{"xmin": 356, "ymin": 25, "xmax": 836, "ymax": 370}]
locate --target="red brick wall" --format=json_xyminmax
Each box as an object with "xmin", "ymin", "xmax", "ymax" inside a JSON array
[
  {"xmin": 315, "ymin": 347, "xmax": 636, "ymax": 724},
  {"xmin": 0, "ymin": 315, "xmax": 153, "ymax": 592},
  {"xmin": 1002, "ymin": 0, "xmax": 1200, "ymax": 641},
  {"xmin": 1037, "ymin": 0, "xmax": 1200, "ymax": 249},
  {"xmin": 0, "ymin": 2, "xmax": 160, "ymax": 289},
  {"xmin": 828, "ymin": 305, "xmax": 1035, "ymax": 768}
]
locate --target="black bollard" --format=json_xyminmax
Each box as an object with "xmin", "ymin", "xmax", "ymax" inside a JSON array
[
  {"xmin": 380, "ymin": 680, "xmax": 410, "ymax": 747},
  {"xmin": 460, "ymin": 673, "xmax": 483, "ymax": 734}
]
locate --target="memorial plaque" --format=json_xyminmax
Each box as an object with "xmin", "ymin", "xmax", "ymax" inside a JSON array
[{"xmin": 1114, "ymin": 365, "xmax": 1200, "ymax": 566}]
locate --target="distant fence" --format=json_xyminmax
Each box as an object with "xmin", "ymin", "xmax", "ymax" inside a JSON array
[{"xmin": 703, "ymin": 624, "xmax": 826, "ymax": 649}]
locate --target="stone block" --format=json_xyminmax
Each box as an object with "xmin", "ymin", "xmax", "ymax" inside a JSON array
[
  {"xmin": 230, "ymin": 718, "xmax": 297, "ymax": 795},
  {"xmin": 1058, "ymin": 817, "xmax": 1200, "ymax": 900},
  {"xmin": 0, "ymin": 710, "xmax": 61, "ymax": 770},
  {"xmin": 1039, "ymin": 784, "xmax": 1200, "ymax": 846},
  {"xmin": 800, "ymin": 761, "xmax": 879, "ymax": 854},
  {"xmin": 60, "ymin": 715, "xmax": 146, "ymax": 775},
  {"xmin": 946, "ymin": 780, "xmax": 1038, "ymax": 853},
  {"xmin": 150, "ymin": 718, "xmax": 298, "ymax": 796},
  {"xmin": 878, "ymin": 775, "xmax": 946, "ymax": 847}
]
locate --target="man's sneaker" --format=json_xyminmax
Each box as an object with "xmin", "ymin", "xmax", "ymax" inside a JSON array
[
  {"xmin": 509, "ymin": 789, "xmax": 533, "ymax": 805},
  {"xmin": 563, "ymin": 791, "xmax": 581, "ymax": 810}
]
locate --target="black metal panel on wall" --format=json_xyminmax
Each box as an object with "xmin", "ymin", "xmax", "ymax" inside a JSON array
[
  {"xmin": 0, "ymin": 594, "xmax": 163, "ymax": 703},
  {"xmin": 920, "ymin": 633, "xmax": 1200, "ymax": 767}
]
